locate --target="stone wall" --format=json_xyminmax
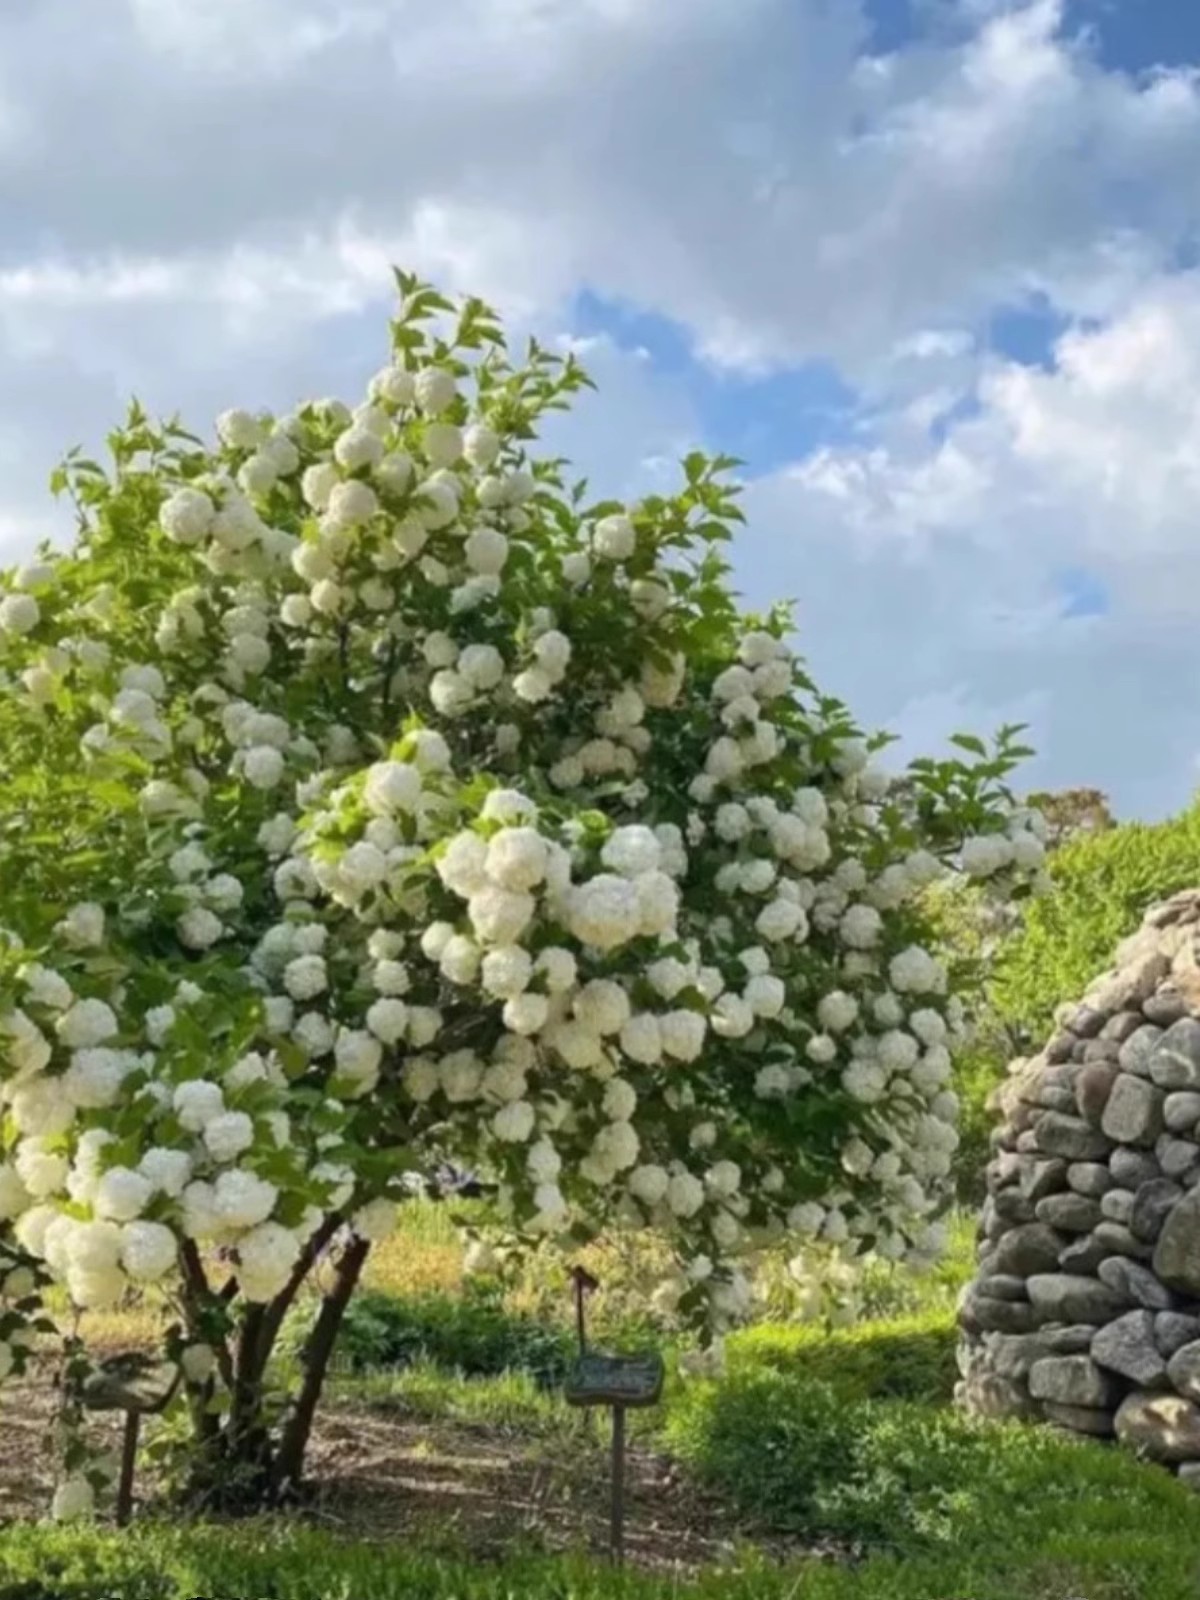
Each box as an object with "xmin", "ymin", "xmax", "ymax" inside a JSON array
[{"xmin": 958, "ymin": 888, "xmax": 1200, "ymax": 1480}]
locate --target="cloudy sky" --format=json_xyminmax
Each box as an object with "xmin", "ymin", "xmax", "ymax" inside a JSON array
[{"xmin": 1, "ymin": 0, "xmax": 1198, "ymax": 818}]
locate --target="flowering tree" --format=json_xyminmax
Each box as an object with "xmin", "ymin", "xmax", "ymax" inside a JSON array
[{"xmin": 0, "ymin": 273, "xmax": 1045, "ymax": 1516}]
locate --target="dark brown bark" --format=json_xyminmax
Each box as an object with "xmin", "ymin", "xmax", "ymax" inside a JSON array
[{"xmin": 269, "ymin": 1236, "xmax": 370, "ymax": 1499}]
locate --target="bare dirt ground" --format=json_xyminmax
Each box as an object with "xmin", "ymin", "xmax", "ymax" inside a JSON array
[{"xmin": 0, "ymin": 1366, "xmax": 822, "ymax": 1577}]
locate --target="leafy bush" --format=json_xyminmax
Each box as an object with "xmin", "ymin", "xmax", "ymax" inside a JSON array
[
  {"xmin": 727, "ymin": 1311, "xmax": 957, "ymax": 1404},
  {"xmin": 321, "ymin": 1286, "xmax": 576, "ymax": 1385},
  {"xmin": 992, "ymin": 796, "xmax": 1200, "ymax": 1048},
  {"xmin": 664, "ymin": 1366, "xmax": 1198, "ymax": 1562}
]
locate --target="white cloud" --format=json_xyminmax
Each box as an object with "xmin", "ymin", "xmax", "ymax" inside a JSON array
[{"xmin": 0, "ymin": 0, "xmax": 1198, "ymax": 817}]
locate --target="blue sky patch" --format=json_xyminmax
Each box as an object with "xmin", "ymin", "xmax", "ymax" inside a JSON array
[
  {"xmin": 572, "ymin": 289, "xmax": 860, "ymax": 476},
  {"xmin": 1055, "ymin": 566, "xmax": 1110, "ymax": 619}
]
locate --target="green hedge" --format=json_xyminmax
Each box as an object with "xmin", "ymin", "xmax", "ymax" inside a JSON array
[
  {"xmin": 726, "ymin": 1311, "xmax": 957, "ymax": 1405},
  {"xmin": 991, "ymin": 797, "xmax": 1200, "ymax": 1048},
  {"xmin": 663, "ymin": 1366, "xmax": 1200, "ymax": 1565}
]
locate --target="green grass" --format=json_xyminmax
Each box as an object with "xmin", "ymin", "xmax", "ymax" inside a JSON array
[
  {"xmin": 725, "ymin": 1308, "xmax": 957, "ymax": 1404},
  {"xmin": 6, "ymin": 1509, "xmax": 1200, "ymax": 1600}
]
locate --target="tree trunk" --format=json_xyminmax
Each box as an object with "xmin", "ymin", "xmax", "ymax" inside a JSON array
[{"xmin": 270, "ymin": 1236, "xmax": 370, "ymax": 1501}]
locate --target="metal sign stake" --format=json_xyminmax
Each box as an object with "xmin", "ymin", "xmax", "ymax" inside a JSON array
[{"xmin": 564, "ymin": 1265, "xmax": 662, "ymax": 1568}]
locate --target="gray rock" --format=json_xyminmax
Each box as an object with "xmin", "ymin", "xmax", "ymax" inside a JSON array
[
  {"xmin": 1165, "ymin": 1092, "xmax": 1200, "ymax": 1133},
  {"xmin": 1112, "ymin": 1149, "xmax": 1163, "ymax": 1189},
  {"xmin": 977, "ymin": 1274, "xmax": 1029, "ymax": 1303},
  {"xmin": 1119, "ymin": 1024, "xmax": 1166, "ymax": 1078},
  {"xmin": 957, "ymin": 1368, "xmax": 1039, "ymax": 1420},
  {"xmin": 1091, "ymin": 1309, "xmax": 1167, "ymax": 1385},
  {"xmin": 1102, "ymin": 1010, "xmax": 1149, "ymax": 1043},
  {"xmin": 1131, "ymin": 1179, "xmax": 1183, "ymax": 1243},
  {"xmin": 1081, "ymin": 1038, "xmax": 1122, "ymax": 1066},
  {"xmin": 1156, "ymin": 1313, "xmax": 1200, "ymax": 1358},
  {"xmin": 988, "ymin": 1333, "xmax": 1055, "ymax": 1381},
  {"xmin": 1035, "ymin": 1193, "xmax": 1103, "ymax": 1234},
  {"xmin": 1046, "ymin": 1031, "xmax": 1077, "ymax": 1064},
  {"xmin": 1149, "ymin": 1019, "xmax": 1200, "ymax": 1090},
  {"xmin": 1059, "ymin": 1235, "xmax": 1112, "ymax": 1275},
  {"xmin": 1177, "ymin": 1462, "xmax": 1200, "ymax": 1489},
  {"xmin": 1088, "ymin": 953, "xmax": 1172, "ymax": 1017},
  {"xmin": 1115, "ymin": 1392, "xmax": 1200, "ymax": 1462},
  {"xmin": 1027, "ymin": 1274, "xmax": 1131, "ymax": 1324},
  {"xmin": 1093, "ymin": 1221, "xmax": 1154, "ymax": 1261},
  {"xmin": 1043, "ymin": 1401, "xmax": 1116, "ymax": 1436},
  {"xmin": 993, "ymin": 1189, "xmax": 1037, "ymax": 1225},
  {"xmin": 1158, "ymin": 1136, "xmax": 1200, "ymax": 1182},
  {"xmin": 1143, "ymin": 989, "xmax": 1191, "ymax": 1028},
  {"xmin": 1154, "ymin": 1190, "xmax": 1200, "ymax": 1295},
  {"xmin": 961, "ymin": 1293, "xmax": 1039, "ymax": 1335},
  {"xmin": 1166, "ymin": 1340, "xmax": 1200, "ymax": 1401},
  {"xmin": 1075, "ymin": 1064, "xmax": 1118, "ymax": 1127},
  {"xmin": 1067, "ymin": 1005, "xmax": 1107, "ymax": 1039},
  {"xmin": 1042, "ymin": 1324, "xmax": 1102, "ymax": 1353},
  {"xmin": 1026, "ymin": 1086, "xmax": 1079, "ymax": 1115},
  {"xmin": 1100, "ymin": 1188, "xmax": 1135, "ymax": 1226},
  {"xmin": 1016, "ymin": 1129, "xmax": 1041, "ymax": 1154},
  {"xmin": 987, "ymin": 1151, "xmax": 1023, "ymax": 1190},
  {"xmin": 1020, "ymin": 1158, "xmax": 1069, "ymax": 1202},
  {"xmin": 1102, "ymin": 1074, "xmax": 1165, "ymax": 1147},
  {"xmin": 991, "ymin": 1223, "xmax": 1065, "ymax": 1277},
  {"xmin": 1028, "ymin": 1354, "xmax": 1121, "ymax": 1408},
  {"xmin": 1035, "ymin": 1113, "xmax": 1113, "ymax": 1162},
  {"xmin": 1067, "ymin": 1162, "xmax": 1113, "ymax": 1198},
  {"xmin": 1098, "ymin": 1257, "xmax": 1176, "ymax": 1311}
]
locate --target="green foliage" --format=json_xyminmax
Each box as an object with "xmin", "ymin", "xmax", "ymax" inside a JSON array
[
  {"xmin": 664, "ymin": 1366, "xmax": 1198, "ymax": 1563},
  {"xmin": 9, "ymin": 1506, "xmax": 1200, "ymax": 1600},
  {"xmin": 991, "ymin": 795, "xmax": 1200, "ymax": 1048},
  {"xmin": 316, "ymin": 1285, "xmax": 576, "ymax": 1385},
  {"xmin": 726, "ymin": 1310, "xmax": 957, "ymax": 1404}
]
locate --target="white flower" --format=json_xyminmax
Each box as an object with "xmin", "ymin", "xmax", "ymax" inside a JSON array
[
  {"xmin": 839, "ymin": 904, "xmax": 882, "ymax": 950},
  {"xmin": 601, "ymin": 826, "xmax": 661, "ymax": 878},
  {"xmin": 889, "ymin": 946, "xmax": 945, "ymax": 995},
  {"xmin": 56, "ymin": 998, "xmax": 118, "ymax": 1049},
  {"xmin": 203, "ymin": 1111, "xmax": 255, "ymax": 1163},
  {"xmin": 567, "ymin": 875, "xmax": 642, "ymax": 951},
  {"xmin": 178, "ymin": 907, "xmax": 223, "ymax": 950},
  {"xmin": 284, "ymin": 955, "xmax": 327, "ymax": 1001},
  {"xmin": 120, "ymin": 1221, "xmax": 177, "ymax": 1282},
  {"xmin": 139, "ymin": 1147, "xmax": 192, "ymax": 1197},
  {"xmin": 160, "ymin": 487, "xmax": 215, "ymax": 544},
  {"xmin": 493, "ymin": 1100, "xmax": 536, "ymax": 1142},
  {"xmin": 366, "ymin": 998, "xmax": 409, "ymax": 1045},
  {"xmin": 468, "ymin": 886, "xmax": 535, "ymax": 945},
  {"xmin": 575, "ymin": 980, "xmax": 631, "ymax": 1037},
  {"xmin": 619, "ymin": 1013, "xmax": 663, "ymax": 1065},
  {"xmin": 594, "ymin": 514, "xmax": 636, "ymax": 560},
  {"xmin": 481, "ymin": 945, "xmax": 534, "ymax": 999},
  {"xmin": 237, "ymin": 1222, "xmax": 301, "ymax": 1303},
  {"xmin": 660, "ymin": 1011, "xmax": 706, "ymax": 1063},
  {"xmin": 459, "ymin": 643, "xmax": 505, "ymax": 689},
  {"xmin": 0, "ymin": 593, "xmax": 40, "ymax": 634},
  {"xmin": 415, "ymin": 367, "xmax": 458, "ymax": 415},
  {"xmin": 174, "ymin": 1079, "xmax": 225, "ymax": 1133},
  {"xmin": 181, "ymin": 1343, "xmax": 218, "ymax": 1385},
  {"xmin": 486, "ymin": 828, "xmax": 549, "ymax": 892},
  {"xmin": 333, "ymin": 1029, "xmax": 384, "ymax": 1094},
  {"xmin": 502, "ymin": 985, "xmax": 550, "ymax": 1036},
  {"xmin": 94, "ymin": 1167, "xmax": 153, "ymax": 1222},
  {"xmin": 213, "ymin": 1169, "xmax": 277, "ymax": 1230},
  {"xmin": 667, "ymin": 1171, "xmax": 705, "ymax": 1218},
  {"xmin": 513, "ymin": 666, "xmax": 554, "ymax": 703},
  {"xmin": 58, "ymin": 902, "xmax": 105, "ymax": 948},
  {"xmin": 244, "ymin": 746, "xmax": 285, "ymax": 789}
]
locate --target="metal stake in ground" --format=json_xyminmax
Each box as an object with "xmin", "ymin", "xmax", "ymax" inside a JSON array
[{"xmin": 564, "ymin": 1266, "xmax": 664, "ymax": 1568}]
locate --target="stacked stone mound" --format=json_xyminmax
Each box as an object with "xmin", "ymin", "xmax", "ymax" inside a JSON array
[{"xmin": 958, "ymin": 888, "xmax": 1200, "ymax": 1482}]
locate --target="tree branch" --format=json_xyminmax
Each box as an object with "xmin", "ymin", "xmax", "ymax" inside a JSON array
[{"xmin": 270, "ymin": 1236, "xmax": 370, "ymax": 1499}]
